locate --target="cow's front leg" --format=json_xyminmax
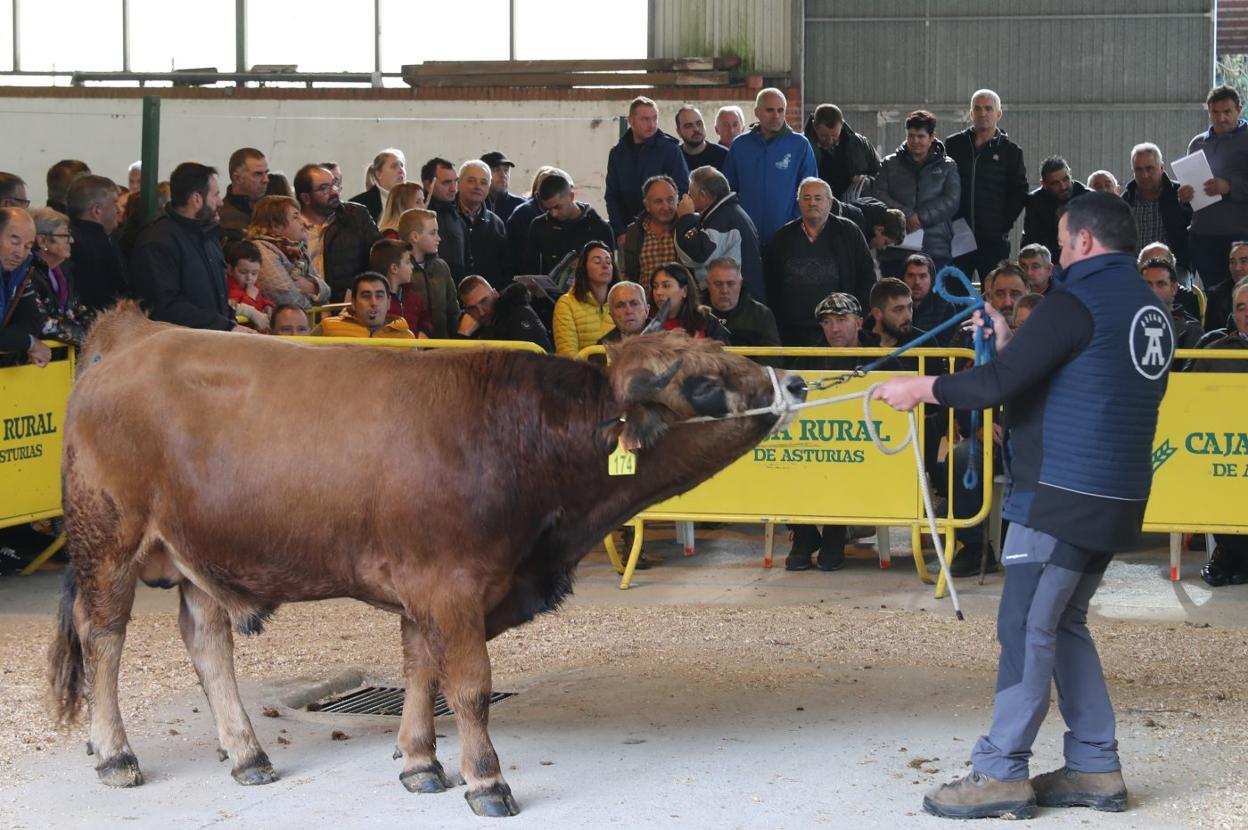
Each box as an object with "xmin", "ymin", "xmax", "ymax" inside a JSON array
[
  {"xmin": 437, "ymin": 607, "xmax": 518, "ymax": 817},
  {"xmin": 396, "ymin": 616, "xmax": 461, "ymax": 793}
]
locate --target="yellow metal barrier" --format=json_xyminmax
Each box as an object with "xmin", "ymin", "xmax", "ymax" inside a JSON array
[
  {"xmin": 1, "ymin": 343, "xmax": 75, "ymax": 574},
  {"xmin": 580, "ymin": 345, "xmax": 995, "ymax": 594},
  {"xmin": 288, "ymin": 335, "xmax": 547, "ymax": 353},
  {"xmin": 1144, "ymin": 349, "xmax": 1248, "ymax": 580}
]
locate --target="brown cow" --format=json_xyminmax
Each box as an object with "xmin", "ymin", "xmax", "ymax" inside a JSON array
[{"xmin": 48, "ymin": 302, "xmax": 806, "ymax": 816}]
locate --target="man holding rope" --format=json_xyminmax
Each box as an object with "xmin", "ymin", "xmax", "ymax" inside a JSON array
[{"xmin": 873, "ymin": 192, "xmax": 1174, "ymax": 820}]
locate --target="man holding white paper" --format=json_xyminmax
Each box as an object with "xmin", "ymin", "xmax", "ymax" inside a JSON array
[{"xmin": 1179, "ymin": 84, "xmax": 1248, "ymax": 327}]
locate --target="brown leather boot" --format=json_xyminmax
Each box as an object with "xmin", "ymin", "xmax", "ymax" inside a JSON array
[
  {"xmin": 923, "ymin": 771, "xmax": 1037, "ymax": 819},
  {"xmin": 1031, "ymin": 766, "xmax": 1127, "ymax": 812}
]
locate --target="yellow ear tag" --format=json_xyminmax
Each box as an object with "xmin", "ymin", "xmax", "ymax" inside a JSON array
[{"xmin": 608, "ymin": 438, "xmax": 637, "ymax": 476}]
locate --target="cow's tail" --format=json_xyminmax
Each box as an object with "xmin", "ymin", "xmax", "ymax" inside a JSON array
[{"xmin": 47, "ymin": 561, "xmax": 85, "ymax": 727}]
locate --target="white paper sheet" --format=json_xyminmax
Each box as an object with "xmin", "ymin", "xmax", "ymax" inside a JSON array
[
  {"xmin": 950, "ymin": 218, "xmax": 977, "ymax": 257},
  {"xmin": 898, "ymin": 229, "xmax": 924, "ymax": 250},
  {"xmin": 1171, "ymin": 150, "xmax": 1223, "ymax": 212}
]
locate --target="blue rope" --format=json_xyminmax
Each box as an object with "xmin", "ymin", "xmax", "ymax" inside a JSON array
[
  {"xmin": 853, "ymin": 266, "xmax": 994, "ymax": 490},
  {"xmin": 931, "ymin": 265, "xmax": 995, "ymax": 490}
]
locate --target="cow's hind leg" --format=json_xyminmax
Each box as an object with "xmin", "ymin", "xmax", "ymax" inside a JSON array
[
  {"xmin": 177, "ymin": 581, "xmax": 275, "ymax": 785},
  {"xmin": 75, "ymin": 576, "xmax": 142, "ymax": 788},
  {"xmin": 437, "ymin": 608, "xmax": 518, "ymax": 817},
  {"xmin": 396, "ymin": 617, "xmax": 462, "ymax": 793}
]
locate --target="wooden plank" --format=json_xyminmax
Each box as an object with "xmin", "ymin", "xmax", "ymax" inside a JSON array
[
  {"xmin": 407, "ymin": 71, "xmax": 732, "ymax": 88},
  {"xmin": 405, "ymin": 58, "xmax": 720, "ymax": 75}
]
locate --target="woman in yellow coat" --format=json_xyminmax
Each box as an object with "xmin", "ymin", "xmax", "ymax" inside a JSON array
[{"xmin": 552, "ymin": 240, "xmax": 618, "ymax": 356}]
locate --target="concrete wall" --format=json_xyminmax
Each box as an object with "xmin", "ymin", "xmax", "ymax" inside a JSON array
[{"xmin": 1, "ymin": 93, "xmax": 754, "ymax": 212}]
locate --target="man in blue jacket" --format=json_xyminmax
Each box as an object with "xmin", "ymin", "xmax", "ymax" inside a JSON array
[
  {"xmin": 723, "ymin": 88, "xmax": 817, "ymax": 246},
  {"xmin": 874, "ymin": 193, "xmax": 1173, "ymax": 820},
  {"xmin": 605, "ymin": 96, "xmax": 689, "ymax": 244}
]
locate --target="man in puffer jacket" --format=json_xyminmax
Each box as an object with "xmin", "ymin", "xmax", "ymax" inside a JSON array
[
  {"xmin": 869, "ymin": 110, "xmax": 961, "ymax": 277},
  {"xmin": 804, "ymin": 104, "xmax": 880, "ymax": 199},
  {"xmin": 723, "ymin": 87, "xmax": 818, "ymax": 246},
  {"xmin": 605, "ymin": 96, "xmax": 690, "ymax": 241}
]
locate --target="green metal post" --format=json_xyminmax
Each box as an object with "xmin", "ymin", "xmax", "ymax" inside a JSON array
[{"xmin": 139, "ymin": 96, "xmax": 160, "ymax": 224}]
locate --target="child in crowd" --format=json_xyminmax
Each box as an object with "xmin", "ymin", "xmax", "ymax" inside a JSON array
[
  {"xmin": 225, "ymin": 240, "xmax": 275, "ymax": 332},
  {"xmin": 368, "ymin": 238, "xmax": 432, "ymax": 338}
]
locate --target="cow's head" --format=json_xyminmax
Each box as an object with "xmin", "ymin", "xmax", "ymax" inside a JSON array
[{"xmin": 605, "ymin": 332, "xmax": 807, "ymax": 450}]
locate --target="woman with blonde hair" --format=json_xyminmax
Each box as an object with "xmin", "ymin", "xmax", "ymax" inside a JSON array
[
  {"xmin": 378, "ymin": 181, "xmax": 426, "ymax": 239},
  {"xmin": 350, "ymin": 148, "xmax": 406, "ymax": 223},
  {"xmin": 245, "ymin": 195, "xmax": 330, "ymax": 309}
]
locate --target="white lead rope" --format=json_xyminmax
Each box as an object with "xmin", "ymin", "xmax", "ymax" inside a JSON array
[{"xmin": 682, "ymin": 368, "xmax": 965, "ymax": 619}]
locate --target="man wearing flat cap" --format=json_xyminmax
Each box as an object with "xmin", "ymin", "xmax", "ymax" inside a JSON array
[{"xmin": 482, "ymin": 151, "xmax": 524, "ymax": 223}]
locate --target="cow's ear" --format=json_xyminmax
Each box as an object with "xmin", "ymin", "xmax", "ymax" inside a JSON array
[
  {"xmin": 682, "ymin": 374, "xmax": 729, "ymax": 418},
  {"xmin": 617, "ymin": 403, "xmax": 670, "ymax": 451}
]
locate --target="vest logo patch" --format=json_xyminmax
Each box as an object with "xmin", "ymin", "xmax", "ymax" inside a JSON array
[
  {"xmin": 1129, "ymin": 305, "xmax": 1175, "ymax": 380},
  {"xmin": 775, "ymin": 153, "xmax": 793, "ymax": 170}
]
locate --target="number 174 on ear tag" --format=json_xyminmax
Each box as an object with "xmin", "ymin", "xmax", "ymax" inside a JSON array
[{"xmin": 609, "ymin": 440, "xmax": 636, "ymax": 476}]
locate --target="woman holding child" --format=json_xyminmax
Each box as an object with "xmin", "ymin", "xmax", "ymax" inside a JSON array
[{"xmin": 245, "ymin": 195, "xmax": 331, "ymax": 309}]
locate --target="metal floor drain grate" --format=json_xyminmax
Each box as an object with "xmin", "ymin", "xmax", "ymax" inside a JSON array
[{"xmin": 312, "ymin": 686, "xmax": 515, "ymax": 717}]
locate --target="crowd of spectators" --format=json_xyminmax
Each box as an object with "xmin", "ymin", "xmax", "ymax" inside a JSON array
[{"xmin": 4, "ymin": 83, "xmax": 1248, "ymax": 585}]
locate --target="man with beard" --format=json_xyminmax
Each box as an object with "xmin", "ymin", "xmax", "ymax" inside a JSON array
[
  {"xmin": 766, "ymin": 177, "xmax": 875, "ymax": 346},
  {"xmin": 984, "ymin": 262, "xmax": 1028, "ymax": 324},
  {"xmin": 621, "ymin": 175, "xmax": 679, "ymax": 286},
  {"xmin": 131, "ymin": 162, "xmax": 250, "ymax": 332},
  {"xmin": 903, "ymin": 252, "xmax": 958, "ymax": 342},
  {"xmin": 296, "ymin": 164, "xmax": 380, "ymax": 302},
  {"xmin": 315, "ymin": 271, "xmax": 414, "ymax": 339},
  {"xmin": 1022, "ymin": 156, "xmax": 1089, "ymax": 263},
  {"xmin": 675, "ymin": 105, "xmax": 728, "ymax": 173},
  {"xmin": 867, "ymin": 277, "xmax": 916, "ymax": 348}
]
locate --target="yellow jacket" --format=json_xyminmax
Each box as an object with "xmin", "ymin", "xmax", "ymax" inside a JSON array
[
  {"xmin": 319, "ymin": 310, "xmax": 416, "ymax": 339},
  {"xmin": 552, "ymin": 290, "xmax": 613, "ymax": 356}
]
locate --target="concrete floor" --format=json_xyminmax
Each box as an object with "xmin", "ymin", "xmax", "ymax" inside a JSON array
[{"xmin": 1, "ymin": 526, "xmax": 1243, "ymax": 829}]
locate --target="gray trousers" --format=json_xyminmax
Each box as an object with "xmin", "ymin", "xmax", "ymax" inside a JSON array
[{"xmin": 971, "ymin": 532, "xmax": 1120, "ymax": 781}]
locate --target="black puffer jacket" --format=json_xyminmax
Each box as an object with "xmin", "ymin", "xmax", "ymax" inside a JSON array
[
  {"xmin": 130, "ymin": 207, "xmax": 233, "ymax": 330},
  {"xmin": 1121, "ymin": 174, "xmax": 1193, "ymax": 270},
  {"xmin": 803, "ymin": 116, "xmax": 880, "ymax": 198},
  {"xmin": 321, "ymin": 201, "xmax": 381, "ymax": 302},
  {"xmin": 944, "ymin": 127, "xmax": 1028, "ymax": 240},
  {"xmin": 464, "ymin": 282, "xmax": 553, "ymax": 351}
]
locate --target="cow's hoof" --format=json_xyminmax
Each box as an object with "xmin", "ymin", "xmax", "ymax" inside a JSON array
[
  {"xmin": 96, "ymin": 752, "xmax": 143, "ymax": 788},
  {"xmin": 231, "ymin": 752, "xmax": 277, "ymax": 786},
  {"xmin": 85, "ymin": 741, "xmax": 94, "ymax": 756},
  {"xmin": 465, "ymin": 783, "xmax": 520, "ymax": 817},
  {"xmin": 400, "ymin": 762, "xmax": 450, "ymax": 794},
  {"xmin": 217, "ymin": 747, "xmax": 229, "ymax": 763}
]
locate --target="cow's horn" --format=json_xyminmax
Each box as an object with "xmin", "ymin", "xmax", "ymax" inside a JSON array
[
  {"xmin": 640, "ymin": 299, "xmax": 673, "ymax": 335},
  {"xmin": 626, "ymin": 357, "xmax": 684, "ymax": 402}
]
